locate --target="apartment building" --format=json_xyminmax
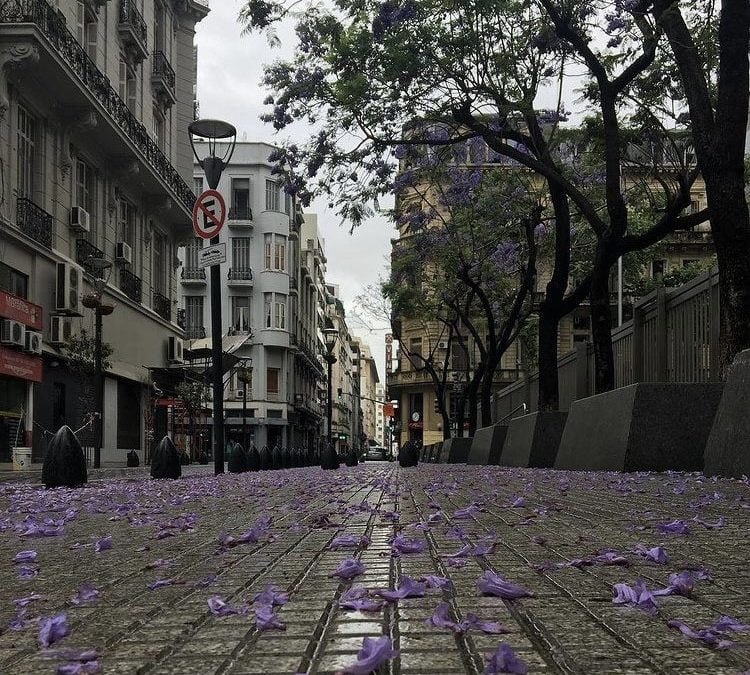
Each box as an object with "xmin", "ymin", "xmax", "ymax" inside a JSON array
[{"xmin": 0, "ymin": 0, "xmax": 207, "ymax": 464}]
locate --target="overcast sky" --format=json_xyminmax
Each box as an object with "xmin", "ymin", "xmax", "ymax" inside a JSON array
[{"xmin": 195, "ymin": 0, "xmax": 392, "ymax": 386}]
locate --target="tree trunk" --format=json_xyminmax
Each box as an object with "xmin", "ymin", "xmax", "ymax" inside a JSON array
[
  {"xmin": 479, "ymin": 376, "xmax": 493, "ymax": 428},
  {"xmin": 590, "ymin": 254, "xmax": 616, "ymax": 393},
  {"xmin": 442, "ymin": 410, "xmax": 451, "ymax": 441},
  {"xmin": 467, "ymin": 387, "xmax": 478, "ymax": 436},
  {"xmin": 537, "ymin": 303, "xmax": 560, "ymax": 410}
]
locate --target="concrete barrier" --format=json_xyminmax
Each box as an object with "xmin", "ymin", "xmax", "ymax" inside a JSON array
[
  {"xmin": 704, "ymin": 349, "xmax": 750, "ymax": 478},
  {"xmin": 554, "ymin": 383, "xmax": 723, "ymax": 473},
  {"xmin": 500, "ymin": 412, "xmax": 567, "ymax": 468},
  {"xmin": 436, "ymin": 438, "xmax": 472, "ymax": 463},
  {"xmin": 467, "ymin": 424, "xmax": 508, "ymax": 465}
]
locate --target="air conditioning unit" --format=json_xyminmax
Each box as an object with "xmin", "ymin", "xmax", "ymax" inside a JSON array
[
  {"xmin": 55, "ymin": 262, "xmax": 83, "ymax": 316},
  {"xmin": 70, "ymin": 206, "xmax": 90, "ymax": 233},
  {"xmin": 234, "ymin": 389, "xmax": 246, "ymax": 400},
  {"xmin": 0, "ymin": 319, "xmax": 25, "ymax": 348},
  {"xmin": 24, "ymin": 330, "xmax": 42, "ymax": 355},
  {"xmin": 437, "ymin": 341, "xmax": 449, "ymax": 350},
  {"xmin": 115, "ymin": 241, "xmax": 132, "ymax": 265},
  {"xmin": 167, "ymin": 336, "xmax": 184, "ymax": 363},
  {"xmin": 50, "ymin": 316, "xmax": 73, "ymax": 346}
]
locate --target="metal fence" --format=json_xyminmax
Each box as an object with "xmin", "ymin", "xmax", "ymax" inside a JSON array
[{"xmin": 491, "ymin": 266, "xmax": 721, "ymax": 422}]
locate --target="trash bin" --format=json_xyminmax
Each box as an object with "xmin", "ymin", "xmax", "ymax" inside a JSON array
[{"xmin": 12, "ymin": 447, "xmax": 32, "ymax": 471}]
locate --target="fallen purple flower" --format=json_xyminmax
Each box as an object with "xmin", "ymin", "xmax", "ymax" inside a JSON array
[
  {"xmin": 330, "ymin": 558, "xmax": 366, "ymax": 580},
  {"xmin": 252, "ymin": 584, "xmax": 289, "ymax": 607},
  {"xmin": 51, "ymin": 649, "xmax": 100, "ymax": 675},
  {"xmin": 13, "ymin": 550, "xmax": 37, "ymax": 564},
  {"xmin": 391, "ymin": 533, "xmax": 426, "ymax": 555},
  {"xmin": 633, "ymin": 544, "xmax": 669, "ymax": 564},
  {"xmin": 207, "ymin": 595, "xmax": 247, "ymax": 617},
  {"xmin": 374, "ymin": 576, "xmax": 426, "ymax": 602},
  {"xmin": 464, "ymin": 613, "xmax": 509, "ymax": 635},
  {"xmin": 55, "ymin": 662, "xmax": 100, "ymax": 675},
  {"xmin": 39, "ymin": 613, "xmax": 70, "ymax": 648},
  {"xmin": 444, "ymin": 544, "xmax": 472, "ymax": 558},
  {"xmin": 692, "ymin": 515, "xmax": 725, "ymax": 530},
  {"xmin": 511, "ymin": 497, "xmax": 526, "ymax": 508},
  {"xmin": 477, "ymin": 571, "xmax": 533, "ymax": 600},
  {"xmin": 612, "ymin": 580, "xmax": 659, "ymax": 615},
  {"xmin": 71, "ymin": 583, "xmax": 100, "ymax": 605},
  {"xmin": 453, "ymin": 504, "xmax": 481, "ymax": 519},
  {"xmin": 94, "ymin": 536, "xmax": 112, "ymax": 553},
  {"xmin": 484, "ymin": 642, "xmax": 528, "ymax": 674},
  {"xmin": 147, "ymin": 578, "xmax": 183, "ymax": 590},
  {"xmin": 254, "ymin": 603, "xmax": 285, "ymax": 630},
  {"xmin": 655, "ymin": 520, "xmax": 690, "ymax": 535},
  {"xmin": 667, "ymin": 618, "xmax": 733, "ymax": 649},
  {"xmin": 341, "ymin": 635, "xmax": 398, "ymax": 675},
  {"xmin": 713, "ymin": 615, "xmax": 750, "ymax": 632},
  {"xmin": 426, "ymin": 602, "xmax": 463, "ymax": 632},
  {"xmin": 14, "ymin": 593, "xmax": 42, "ymax": 608},
  {"xmin": 340, "ymin": 587, "xmax": 384, "ymax": 612},
  {"xmin": 18, "ymin": 564, "xmax": 38, "ymax": 580},
  {"xmin": 427, "ymin": 511, "xmax": 444, "ymax": 523},
  {"xmin": 420, "ymin": 574, "xmax": 453, "ymax": 590},
  {"xmin": 445, "ymin": 557, "xmax": 467, "ymax": 568},
  {"xmin": 531, "ymin": 536, "xmax": 547, "ymax": 546},
  {"xmin": 592, "ymin": 551, "xmax": 629, "ymax": 567},
  {"xmin": 144, "ymin": 559, "xmax": 171, "ymax": 570},
  {"xmin": 330, "ymin": 534, "xmax": 369, "ymax": 550},
  {"xmin": 194, "ymin": 574, "xmax": 217, "ymax": 588}
]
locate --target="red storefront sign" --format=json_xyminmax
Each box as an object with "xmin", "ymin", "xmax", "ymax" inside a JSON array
[
  {"xmin": 0, "ymin": 346, "xmax": 42, "ymax": 382},
  {"xmin": 383, "ymin": 403, "xmax": 394, "ymax": 418},
  {"xmin": 0, "ymin": 290, "xmax": 43, "ymax": 330}
]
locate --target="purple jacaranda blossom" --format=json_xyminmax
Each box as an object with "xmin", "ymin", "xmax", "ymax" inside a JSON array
[
  {"xmin": 445, "ymin": 558, "xmax": 467, "ymax": 568},
  {"xmin": 375, "ymin": 576, "xmax": 426, "ymax": 602},
  {"xmin": 464, "ymin": 614, "xmax": 509, "ymax": 635},
  {"xmin": 39, "ymin": 613, "xmax": 70, "ymax": 648},
  {"xmin": 444, "ymin": 544, "xmax": 472, "ymax": 558},
  {"xmin": 692, "ymin": 515, "xmax": 725, "ymax": 529},
  {"xmin": 340, "ymin": 587, "xmax": 384, "ymax": 612},
  {"xmin": 427, "ymin": 602, "xmax": 463, "ymax": 632},
  {"xmin": 391, "ymin": 534, "xmax": 426, "ymax": 555},
  {"xmin": 658, "ymin": 571, "xmax": 699, "ymax": 597},
  {"xmin": 666, "ymin": 618, "xmax": 734, "ymax": 649},
  {"xmin": 14, "ymin": 593, "xmax": 42, "ymax": 608},
  {"xmin": 195, "ymin": 574, "xmax": 217, "ymax": 588},
  {"xmin": 330, "ymin": 558, "xmax": 366, "ymax": 580},
  {"xmin": 531, "ymin": 536, "xmax": 548, "ymax": 546},
  {"xmin": 56, "ymin": 661, "xmax": 100, "ymax": 675},
  {"xmin": 51, "ymin": 649, "xmax": 100, "ymax": 675},
  {"xmin": 70, "ymin": 583, "xmax": 100, "ymax": 605},
  {"xmin": 511, "ymin": 497, "xmax": 526, "ymax": 508},
  {"xmin": 453, "ymin": 503, "xmax": 481, "ymax": 519},
  {"xmin": 472, "ymin": 538, "xmax": 497, "ymax": 556},
  {"xmin": 446, "ymin": 525, "xmax": 467, "ymax": 539},
  {"xmin": 592, "ymin": 551, "xmax": 629, "ymax": 567},
  {"xmin": 713, "ymin": 615, "xmax": 750, "ymax": 632},
  {"xmin": 380, "ymin": 511, "xmax": 400, "ymax": 522},
  {"xmin": 144, "ymin": 559, "xmax": 171, "ymax": 570},
  {"xmin": 612, "ymin": 580, "xmax": 659, "ymax": 615},
  {"xmin": 655, "ymin": 520, "xmax": 690, "ymax": 535},
  {"xmin": 147, "ymin": 578, "xmax": 183, "ymax": 590},
  {"xmin": 13, "ymin": 550, "xmax": 37, "ymax": 564},
  {"xmin": 18, "ymin": 565, "xmax": 38, "ymax": 580},
  {"xmin": 341, "ymin": 636, "xmax": 398, "ymax": 675},
  {"xmin": 8, "ymin": 608, "xmax": 32, "ymax": 631},
  {"xmin": 154, "ymin": 530, "xmax": 175, "ymax": 540},
  {"xmin": 207, "ymin": 596, "xmax": 247, "ymax": 617},
  {"xmin": 330, "ymin": 534, "xmax": 370, "ymax": 550},
  {"xmin": 420, "ymin": 575, "xmax": 453, "ymax": 590},
  {"xmin": 427, "ymin": 511, "xmax": 444, "ymax": 523},
  {"xmin": 484, "ymin": 643, "xmax": 528, "ymax": 674},
  {"xmin": 633, "ymin": 544, "xmax": 669, "ymax": 564},
  {"xmin": 477, "ymin": 571, "xmax": 533, "ymax": 600},
  {"xmin": 252, "ymin": 584, "xmax": 289, "ymax": 607},
  {"xmin": 94, "ymin": 536, "xmax": 112, "ymax": 553},
  {"xmin": 254, "ymin": 604, "xmax": 285, "ymax": 631}
]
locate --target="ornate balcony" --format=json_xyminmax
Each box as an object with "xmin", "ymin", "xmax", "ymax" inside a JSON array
[
  {"xmin": 227, "ymin": 268, "xmax": 253, "ymax": 286},
  {"xmin": 185, "ymin": 326, "xmax": 206, "ymax": 340},
  {"xmin": 181, "ymin": 267, "xmax": 207, "ymax": 284},
  {"xmin": 151, "ymin": 50, "xmax": 176, "ymax": 107},
  {"xmin": 228, "ymin": 205, "xmax": 253, "ymax": 226},
  {"xmin": 75, "ymin": 239, "xmax": 106, "ymax": 276},
  {"xmin": 119, "ymin": 268, "xmax": 142, "ymax": 303},
  {"xmin": 152, "ymin": 291, "xmax": 171, "ymax": 322},
  {"xmin": 0, "ymin": 0, "xmax": 195, "ymax": 214},
  {"xmin": 16, "ymin": 197, "xmax": 52, "ymax": 249},
  {"xmin": 118, "ymin": 0, "xmax": 148, "ymax": 62}
]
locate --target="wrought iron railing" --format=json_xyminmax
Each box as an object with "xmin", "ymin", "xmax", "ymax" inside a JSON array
[
  {"xmin": 181, "ymin": 267, "xmax": 206, "ymax": 280},
  {"xmin": 152, "ymin": 291, "xmax": 171, "ymax": 321},
  {"xmin": 16, "ymin": 197, "xmax": 52, "ymax": 249},
  {"xmin": 229, "ymin": 206, "xmax": 253, "ymax": 220},
  {"xmin": 176, "ymin": 307, "xmax": 186, "ymax": 329},
  {"xmin": 0, "ymin": 0, "xmax": 195, "ymax": 213},
  {"xmin": 185, "ymin": 326, "xmax": 206, "ymax": 340},
  {"xmin": 119, "ymin": 0, "xmax": 147, "ymax": 50},
  {"xmin": 75, "ymin": 239, "xmax": 106, "ymax": 276},
  {"xmin": 152, "ymin": 50, "xmax": 175, "ymax": 94},
  {"xmin": 228, "ymin": 268, "xmax": 253, "ymax": 281},
  {"xmin": 119, "ymin": 268, "xmax": 142, "ymax": 303}
]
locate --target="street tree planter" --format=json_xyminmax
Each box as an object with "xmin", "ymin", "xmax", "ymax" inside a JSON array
[
  {"xmin": 42, "ymin": 426, "xmax": 87, "ymax": 488},
  {"xmin": 150, "ymin": 436, "xmax": 181, "ymax": 479},
  {"xmin": 467, "ymin": 424, "xmax": 509, "ymax": 465},
  {"xmin": 500, "ymin": 411, "xmax": 567, "ymax": 468},
  {"xmin": 228, "ymin": 443, "xmax": 248, "ymax": 473}
]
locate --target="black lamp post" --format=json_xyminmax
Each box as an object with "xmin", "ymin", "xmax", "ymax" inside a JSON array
[
  {"xmin": 323, "ymin": 321, "xmax": 338, "ymax": 447},
  {"xmin": 82, "ymin": 257, "xmax": 113, "ymax": 469},
  {"xmin": 188, "ymin": 119, "xmax": 236, "ymax": 475},
  {"xmin": 237, "ymin": 360, "xmax": 253, "ymax": 450}
]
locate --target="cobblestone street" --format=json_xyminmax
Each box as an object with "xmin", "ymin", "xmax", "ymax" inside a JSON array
[{"xmin": 0, "ymin": 463, "xmax": 748, "ymax": 674}]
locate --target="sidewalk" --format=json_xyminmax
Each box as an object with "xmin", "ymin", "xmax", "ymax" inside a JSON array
[
  {"xmin": 0, "ymin": 462, "xmax": 217, "ymax": 484},
  {"xmin": 0, "ymin": 463, "xmax": 747, "ymax": 674}
]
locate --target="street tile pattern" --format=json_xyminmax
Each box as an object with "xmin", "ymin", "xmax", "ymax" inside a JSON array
[{"xmin": 0, "ymin": 464, "xmax": 748, "ymax": 674}]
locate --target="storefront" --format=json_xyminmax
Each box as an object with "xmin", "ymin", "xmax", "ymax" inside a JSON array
[{"xmin": 0, "ymin": 290, "xmax": 43, "ymax": 462}]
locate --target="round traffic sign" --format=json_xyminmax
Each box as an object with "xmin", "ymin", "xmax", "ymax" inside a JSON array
[{"xmin": 192, "ymin": 189, "xmax": 227, "ymax": 240}]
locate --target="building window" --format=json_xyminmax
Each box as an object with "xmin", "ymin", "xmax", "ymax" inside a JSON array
[
  {"xmin": 16, "ymin": 104, "xmax": 37, "ymax": 199},
  {"xmin": 267, "ymin": 368, "xmax": 280, "ymax": 396},
  {"xmin": 231, "ymin": 296, "xmax": 250, "ymax": 334},
  {"xmin": 263, "ymin": 234, "xmax": 286, "ymax": 271},
  {"xmin": 153, "ymin": 107, "xmax": 165, "ymax": 151},
  {"xmin": 0, "ymin": 262, "xmax": 28, "ymax": 298},
  {"xmin": 451, "ymin": 343, "xmax": 468, "ymax": 372},
  {"xmin": 77, "ymin": 1, "xmax": 97, "ymax": 63},
  {"xmin": 153, "ymin": 231, "xmax": 166, "ymax": 295},
  {"xmin": 154, "ymin": 0, "xmax": 169, "ymax": 54},
  {"xmin": 193, "ymin": 176, "xmax": 203, "ymax": 194},
  {"xmin": 409, "ymin": 337, "xmax": 422, "ymax": 361},
  {"xmin": 119, "ymin": 53, "xmax": 137, "ymax": 113},
  {"xmin": 652, "ymin": 259, "xmax": 666, "ymax": 277},
  {"xmin": 231, "ymin": 237, "xmax": 251, "ymax": 270},
  {"xmin": 265, "ymin": 179, "xmax": 280, "ymax": 211},
  {"xmin": 75, "ymin": 159, "xmax": 97, "ymax": 244},
  {"xmin": 264, "ymin": 234, "xmax": 272, "ymax": 269},
  {"xmin": 231, "ymin": 178, "xmax": 251, "ymax": 218},
  {"xmin": 573, "ymin": 313, "xmax": 590, "ymax": 331},
  {"xmin": 275, "ymin": 294, "xmax": 286, "ymax": 329},
  {"xmin": 264, "ymin": 293, "xmax": 272, "ymax": 328},
  {"xmin": 185, "ymin": 295, "xmax": 203, "ymax": 332},
  {"xmin": 118, "ymin": 198, "xmax": 136, "ymax": 254},
  {"xmin": 185, "ymin": 238, "xmax": 202, "ymax": 269}
]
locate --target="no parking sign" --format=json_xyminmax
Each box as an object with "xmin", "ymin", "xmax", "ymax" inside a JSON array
[{"xmin": 192, "ymin": 189, "xmax": 226, "ymax": 240}]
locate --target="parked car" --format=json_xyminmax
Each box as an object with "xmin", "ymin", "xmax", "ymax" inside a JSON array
[{"xmin": 364, "ymin": 446, "xmax": 388, "ymax": 461}]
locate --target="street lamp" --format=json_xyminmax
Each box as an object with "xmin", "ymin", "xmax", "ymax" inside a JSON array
[
  {"xmin": 82, "ymin": 257, "xmax": 113, "ymax": 469},
  {"xmin": 237, "ymin": 360, "xmax": 253, "ymax": 451},
  {"xmin": 323, "ymin": 320, "xmax": 338, "ymax": 448},
  {"xmin": 188, "ymin": 118, "xmax": 237, "ymax": 475}
]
